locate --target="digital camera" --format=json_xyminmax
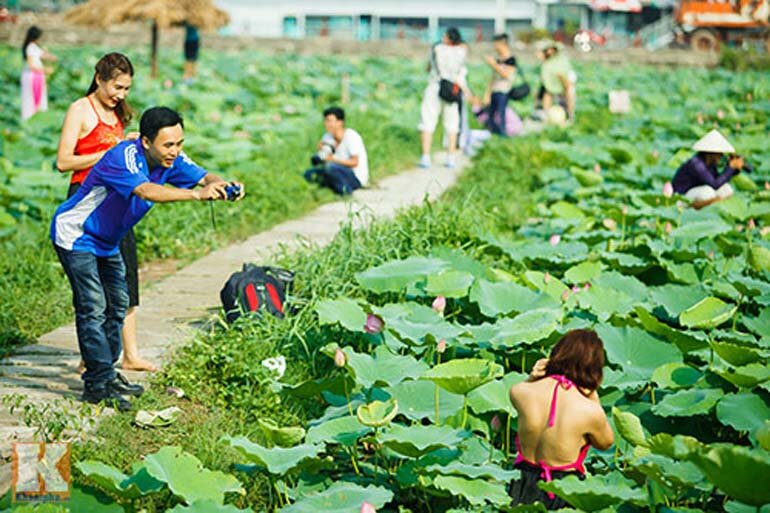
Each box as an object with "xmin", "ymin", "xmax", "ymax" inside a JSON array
[
  {"xmin": 225, "ymin": 184, "xmax": 242, "ymax": 201},
  {"xmin": 311, "ymin": 143, "xmax": 335, "ymax": 166}
]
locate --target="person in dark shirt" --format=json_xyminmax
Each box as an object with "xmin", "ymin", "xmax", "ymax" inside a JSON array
[
  {"xmin": 672, "ymin": 129, "xmax": 745, "ymax": 209},
  {"xmin": 483, "ymin": 33, "xmax": 518, "ymax": 136}
]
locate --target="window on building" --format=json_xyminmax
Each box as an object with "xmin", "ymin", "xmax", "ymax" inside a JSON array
[
  {"xmin": 438, "ymin": 18, "xmax": 495, "ymax": 43},
  {"xmin": 380, "ymin": 17, "xmax": 430, "ymax": 41},
  {"xmin": 306, "ymin": 15, "xmax": 354, "ymax": 39},
  {"xmin": 283, "ymin": 16, "xmax": 300, "ymax": 39}
]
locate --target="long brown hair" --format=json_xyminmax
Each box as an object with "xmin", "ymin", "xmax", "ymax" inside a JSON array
[
  {"xmin": 86, "ymin": 53, "xmax": 135, "ymax": 126},
  {"xmin": 545, "ymin": 329, "xmax": 605, "ymax": 391}
]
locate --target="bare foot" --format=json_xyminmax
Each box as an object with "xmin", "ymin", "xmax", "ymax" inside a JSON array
[{"xmin": 120, "ymin": 358, "xmax": 159, "ymax": 372}]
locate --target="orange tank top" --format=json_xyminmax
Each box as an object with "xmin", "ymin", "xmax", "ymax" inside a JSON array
[{"xmin": 70, "ymin": 96, "xmax": 124, "ymax": 185}]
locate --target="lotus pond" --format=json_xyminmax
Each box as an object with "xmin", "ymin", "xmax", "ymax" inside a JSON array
[{"xmin": 2, "ymin": 49, "xmax": 770, "ymax": 513}]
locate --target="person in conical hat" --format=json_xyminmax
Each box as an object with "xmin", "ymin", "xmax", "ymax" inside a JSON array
[{"xmin": 671, "ymin": 129, "xmax": 746, "ymax": 209}]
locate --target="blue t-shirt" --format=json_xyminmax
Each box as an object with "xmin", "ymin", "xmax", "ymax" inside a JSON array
[{"xmin": 51, "ymin": 139, "xmax": 207, "ymax": 256}]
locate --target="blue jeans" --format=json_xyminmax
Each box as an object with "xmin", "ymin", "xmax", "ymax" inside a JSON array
[
  {"xmin": 304, "ymin": 162, "xmax": 361, "ymax": 195},
  {"xmin": 54, "ymin": 245, "xmax": 128, "ymax": 386},
  {"xmin": 489, "ymin": 92, "xmax": 509, "ymax": 136}
]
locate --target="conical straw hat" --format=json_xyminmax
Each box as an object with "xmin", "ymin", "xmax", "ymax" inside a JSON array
[{"xmin": 692, "ymin": 129, "xmax": 735, "ymax": 153}]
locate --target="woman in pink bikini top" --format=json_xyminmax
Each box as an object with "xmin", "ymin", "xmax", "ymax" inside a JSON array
[{"xmin": 508, "ymin": 329, "xmax": 615, "ymax": 509}]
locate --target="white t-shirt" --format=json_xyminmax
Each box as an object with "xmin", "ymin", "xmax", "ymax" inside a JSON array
[
  {"xmin": 322, "ymin": 128, "xmax": 369, "ymax": 186},
  {"xmin": 430, "ymin": 43, "xmax": 468, "ymax": 87},
  {"xmin": 25, "ymin": 43, "xmax": 43, "ymax": 70}
]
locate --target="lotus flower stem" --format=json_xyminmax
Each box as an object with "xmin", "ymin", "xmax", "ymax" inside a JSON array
[
  {"xmin": 348, "ymin": 446, "xmax": 361, "ymax": 475},
  {"xmin": 506, "ymin": 413, "xmax": 512, "ymax": 459},
  {"xmin": 343, "ymin": 377, "xmax": 353, "ymax": 417},
  {"xmin": 435, "ymin": 352, "xmax": 442, "ymax": 425},
  {"xmin": 462, "ymin": 395, "xmax": 469, "ymax": 430}
]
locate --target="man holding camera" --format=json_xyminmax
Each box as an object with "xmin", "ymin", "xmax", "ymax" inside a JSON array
[
  {"xmin": 303, "ymin": 106, "xmax": 368, "ymax": 195},
  {"xmin": 672, "ymin": 129, "xmax": 747, "ymax": 209},
  {"xmin": 51, "ymin": 106, "xmax": 244, "ymax": 411}
]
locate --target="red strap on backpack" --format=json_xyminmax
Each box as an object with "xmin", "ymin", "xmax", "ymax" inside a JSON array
[{"xmin": 244, "ymin": 283, "xmax": 259, "ymax": 311}]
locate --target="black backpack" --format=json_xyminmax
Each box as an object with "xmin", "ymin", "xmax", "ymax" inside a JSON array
[{"xmin": 220, "ymin": 264, "xmax": 295, "ymax": 323}]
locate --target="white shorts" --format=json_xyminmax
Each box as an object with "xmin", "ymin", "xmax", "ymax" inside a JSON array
[
  {"xmin": 685, "ymin": 183, "xmax": 734, "ymax": 203},
  {"xmin": 418, "ymin": 82, "xmax": 460, "ymax": 134}
]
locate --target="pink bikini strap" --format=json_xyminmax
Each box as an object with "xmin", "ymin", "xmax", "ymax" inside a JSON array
[{"xmin": 547, "ymin": 375, "xmax": 574, "ymax": 427}]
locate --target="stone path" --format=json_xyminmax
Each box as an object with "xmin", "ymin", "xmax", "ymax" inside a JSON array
[{"xmin": 0, "ymin": 153, "xmax": 469, "ymax": 494}]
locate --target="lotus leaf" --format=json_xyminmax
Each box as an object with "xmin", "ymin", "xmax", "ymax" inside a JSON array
[
  {"xmin": 670, "ymin": 219, "xmax": 731, "ymax": 241},
  {"xmin": 377, "ymin": 302, "xmax": 465, "ymax": 346},
  {"xmin": 725, "ymin": 502, "xmax": 770, "ymax": 513},
  {"xmin": 423, "ymin": 359, "xmax": 504, "ymax": 395},
  {"xmin": 380, "ymin": 424, "xmax": 470, "ymax": 458},
  {"xmin": 652, "ymin": 389, "xmax": 724, "ymax": 417},
  {"xmin": 469, "ymin": 279, "xmax": 557, "ymax": 317},
  {"xmin": 279, "ymin": 482, "xmax": 393, "ymax": 513},
  {"xmin": 257, "ymin": 418, "xmax": 306, "ymax": 447},
  {"xmin": 712, "ymin": 363, "xmax": 770, "ymax": 388},
  {"xmin": 425, "ymin": 270, "xmax": 475, "ymax": 298},
  {"xmin": 142, "ymin": 446, "xmax": 244, "ymax": 504},
  {"xmin": 423, "ymin": 461, "xmax": 520, "ymax": 482},
  {"xmin": 612, "ymin": 407, "xmax": 648, "ymax": 447},
  {"xmin": 315, "ymin": 298, "xmax": 367, "ymax": 332},
  {"xmin": 431, "ymin": 475, "xmax": 510, "ymax": 506},
  {"xmin": 632, "ymin": 454, "xmax": 709, "ymax": 494},
  {"xmin": 649, "ymin": 284, "xmax": 710, "ymax": 319},
  {"xmin": 538, "ymin": 472, "xmax": 646, "ymax": 511},
  {"xmin": 680, "ymin": 297, "xmax": 737, "ymax": 329},
  {"xmin": 635, "ymin": 307, "xmax": 710, "ymax": 353},
  {"xmin": 743, "ymin": 307, "xmax": 770, "ymax": 338},
  {"xmin": 346, "ymin": 344, "xmax": 428, "ymax": 388},
  {"xmin": 75, "ymin": 461, "xmax": 163, "ymax": 500},
  {"xmin": 687, "ymin": 443, "xmax": 770, "ymax": 506},
  {"xmin": 711, "ymin": 341, "xmax": 763, "ymax": 366},
  {"xmin": 167, "ymin": 502, "xmax": 252, "ymax": 513},
  {"xmin": 490, "ymin": 308, "xmax": 562, "ymax": 348},
  {"xmin": 716, "ymin": 392, "xmax": 770, "ymax": 433},
  {"xmin": 385, "ymin": 379, "xmax": 464, "ymax": 421},
  {"xmin": 356, "ymin": 256, "xmax": 449, "ymax": 292},
  {"xmin": 468, "ymin": 372, "xmax": 526, "ymax": 415},
  {"xmin": 756, "ymin": 421, "xmax": 770, "ymax": 451},
  {"xmin": 564, "ymin": 261, "xmax": 604, "ymax": 283},
  {"xmin": 356, "ymin": 398, "xmax": 398, "ymax": 427},
  {"xmin": 223, "ymin": 437, "xmax": 322, "ymax": 475},
  {"xmin": 305, "ymin": 415, "xmax": 371, "ymax": 446},
  {"xmin": 597, "ymin": 325, "xmax": 682, "ymax": 388},
  {"xmin": 651, "ymin": 362, "xmax": 702, "ymax": 390},
  {"xmin": 647, "ymin": 433, "xmax": 703, "ymax": 460}
]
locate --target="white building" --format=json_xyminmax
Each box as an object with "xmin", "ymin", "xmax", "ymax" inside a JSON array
[{"xmin": 217, "ymin": 0, "xmax": 548, "ymax": 41}]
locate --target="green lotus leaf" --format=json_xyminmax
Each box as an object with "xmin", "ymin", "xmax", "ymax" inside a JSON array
[
  {"xmin": 716, "ymin": 392, "xmax": 770, "ymax": 433},
  {"xmin": 490, "ymin": 308, "xmax": 562, "ymax": 348},
  {"xmin": 538, "ymin": 472, "xmax": 646, "ymax": 511},
  {"xmin": 717, "ymin": 195, "xmax": 751, "ymax": 220},
  {"xmin": 377, "ymin": 302, "xmax": 465, "ymax": 346},
  {"xmin": 380, "ymin": 424, "xmax": 471, "ymax": 458},
  {"xmin": 687, "ymin": 443, "xmax": 770, "ymax": 506},
  {"xmin": 649, "ymin": 284, "xmax": 710, "ymax": 319},
  {"xmin": 223, "ymin": 437, "xmax": 322, "ymax": 475},
  {"xmin": 564, "ymin": 260, "xmax": 604, "ymax": 283},
  {"xmin": 571, "ymin": 168, "xmax": 604, "ymax": 187},
  {"xmin": 712, "ymin": 363, "xmax": 770, "ymax": 388},
  {"xmin": 385, "ymin": 379, "xmax": 464, "ymax": 421},
  {"xmin": 598, "ymin": 325, "xmax": 682, "ymax": 389},
  {"xmin": 167, "ymin": 501, "xmax": 252, "ymax": 513},
  {"xmin": 497, "ymin": 504, "xmax": 549, "ymax": 513},
  {"xmin": 257, "ymin": 418, "xmax": 306, "ymax": 447},
  {"xmin": 711, "ymin": 340, "xmax": 763, "ymax": 366},
  {"xmin": 632, "ymin": 454, "xmax": 709, "ymax": 493},
  {"xmin": 315, "ymin": 297, "xmax": 367, "ymax": 332},
  {"xmin": 431, "ymin": 475, "xmax": 510, "ymax": 506},
  {"xmin": 346, "ymin": 344, "xmax": 428, "ymax": 388},
  {"xmin": 75, "ymin": 461, "xmax": 162, "ymax": 500},
  {"xmin": 756, "ymin": 421, "xmax": 770, "ymax": 451},
  {"xmin": 744, "ymin": 307, "xmax": 770, "ymax": 338},
  {"xmin": 142, "ymin": 446, "xmax": 244, "ymax": 504},
  {"xmin": 356, "ymin": 256, "xmax": 450, "ymax": 293},
  {"xmin": 305, "ymin": 415, "xmax": 371, "ymax": 446},
  {"xmin": 612, "ymin": 407, "xmax": 648, "ymax": 447},
  {"xmin": 725, "ymin": 501, "xmax": 770, "ymax": 513},
  {"xmin": 749, "ymin": 245, "xmax": 770, "ymax": 272},
  {"xmin": 423, "ymin": 359, "xmax": 504, "ymax": 395},
  {"xmin": 523, "ymin": 270, "xmax": 570, "ymax": 301},
  {"xmin": 498, "ymin": 240, "xmax": 589, "ymax": 265},
  {"xmin": 732, "ymin": 173, "xmax": 758, "ymax": 191},
  {"xmin": 651, "ymin": 362, "xmax": 702, "ymax": 390},
  {"xmin": 670, "ymin": 219, "xmax": 732, "ymax": 241},
  {"xmin": 652, "ymin": 389, "xmax": 724, "ymax": 417},
  {"xmin": 468, "ymin": 372, "xmax": 526, "ymax": 415},
  {"xmin": 424, "ymin": 461, "xmax": 520, "ymax": 482},
  {"xmin": 469, "ymin": 279, "xmax": 558, "ymax": 317},
  {"xmin": 680, "ymin": 297, "xmax": 737, "ymax": 329},
  {"xmin": 279, "ymin": 482, "xmax": 393, "ymax": 513},
  {"xmin": 635, "ymin": 307, "xmax": 710, "ymax": 353},
  {"xmin": 425, "ymin": 270, "xmax": 475, "ymax": 298},
  {"xmin": 647, "ymin": 433, "xmax": 703, "ymax": 460},
  {"xmin": 356, "ymin": 398, "xmax": 398, "ymax": 427}
]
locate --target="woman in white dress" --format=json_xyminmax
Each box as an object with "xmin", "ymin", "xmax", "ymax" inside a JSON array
[{"xmin": 21, "ymin": 26, "xmax": 57, "ymax": 121}]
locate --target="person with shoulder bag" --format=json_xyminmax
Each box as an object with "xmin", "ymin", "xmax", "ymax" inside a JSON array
[{"xmin": 418, "ymin": 27, "xmax": 471, "ymax": 170}]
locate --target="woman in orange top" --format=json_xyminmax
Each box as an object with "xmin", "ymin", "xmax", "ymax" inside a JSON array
[{"xmin": 55, "ymin": 53, "xmax": 157, "ymax": 372}]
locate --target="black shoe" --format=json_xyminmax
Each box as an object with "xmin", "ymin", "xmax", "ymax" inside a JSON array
[
  {"xmin": 82, "ymin": 385, "xmax": 132, "ymax": 411},
  {"xmin": 108, "ymin": 373, "xmax": 144, "ymax": 397}
]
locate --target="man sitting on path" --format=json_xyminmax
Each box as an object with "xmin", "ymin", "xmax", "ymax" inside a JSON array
[
  {"xmin": 50, "ymin": 106, "xmax": 245, "ymax": 411},
  {"xmin": 304, "ymin": 106, "xmax": 369, "ymax": 195}
]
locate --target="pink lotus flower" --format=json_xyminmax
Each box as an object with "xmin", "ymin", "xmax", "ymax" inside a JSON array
[
  {"xmin": 717, "ymin": 109, "xmax": 725, "ymax": 120},
  {"xmin": 549, "ymin": 234, "xmax": 561, "ymax": 246},
  {"xmin": 364, "ymin": 314, "xmax": 384, "ymax": 334},
  {"xmin": 271, "ymin": 113, "xmax": 282, "ymax": 122},
  {"xmin": 437, "ymin": 339, "xmax": 447, "ymax": 354},
  {"xmin": 664, "ymin": 222, "xmax": 673, "ymax": 234},
  {"xmin": 748, "ymin": 218, "xmax": 756, "ymax": 230},
  {"xmin": 490, "ymin": 414, "xmax": 502, "ymax": 433},
  {"xmin": 561, "ymin": 289, "xmax": 570, "ymax": 302},
  {"xmin": 544, "ymin": 271, "xmax": 551, "ymax": 284},
  {"xmin": 432, "ymin": 296, "xmax": 446, "ymax": 315},
  {"xmin": 234, "ymin": 104, "xmax": 243, "ymax": 114},
  {"xmin": 583, "ymin": 283, "xmax": 591, "ymax": 291},
  {"xmin": 360, "ymin": 502, "xmax": 377, "ymax": 513},
  {"xmin": 593, "ymin": 164, "xmax": 601, "ymax": 174},
  {"xmin": 708, "ymin": 251, "xmax": 715, "ymax": 259},
  {"xmin": 765, "ymin": 181, "xmax": 770, "ymax": 191},
  {"xmin": 334, "ymin": 348, "xmax": 347, "ymax": 368},
  {"xmin": 163, "ymin": 79, "xmax": 173, "ymax": 89},
  {"xmin": 572, "ymin": 285, "xmax": 581, "ymax": 293},
  {"xmin": 663, "ymin": 182, "xmax": 674, "ymax": 198}
]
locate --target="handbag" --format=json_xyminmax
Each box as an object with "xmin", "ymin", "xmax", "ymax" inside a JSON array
[
  {"xmin": 507, "ymin": 66, "xmax": 530, "ymax": 101},
  {"xmin": 432, "ymin": 46, "xmax": 462, "ymax": 104}
]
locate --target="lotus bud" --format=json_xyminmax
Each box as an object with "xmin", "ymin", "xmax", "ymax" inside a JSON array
[
  {"xmin": 334, "ymin": 348, "xmax": 347, "ymax": 368},
  {"xmin": 663, "ymin": 182, "xmax": 674, "ymax": 198},
  {"xmin": 234, "ymin": 104, "xmax": 243, "ymax": 114},
  {"xmin": 603, "ymin": 218, "xmax": 617, "ymax": 231},
  {"xmin": 549, "ymin": 234, "xmax": 561, "ymax": 246},
  {"xmin": 665, "ymin": 222, "xmax": 673, "ymax": 234},
  {"xmin": 272, "ymin": 113, "xmax": 282, "ymax": 122},
  {"xmin": 747, "ymin": 93, "xmax": 753, "ymax": 101},
  {"xmin": 696, "ymin": 113, "xmax": 704, "ymax": 125},
  {"xmin": 561, "ymin": 289, "xmax": 570, "ymax": 302},
  {"xmin": 360, "ymin": 502, "xmax": 377, "ymax": 513},
  {"xmin": 572, "ymin": 285, "xmax": 580, "ymax": 293},
  {"xmin": 593, "ymin": 163, "xmax": 601, "ymax": 174},
  {"xmin": 621, "ymin": 205, "xmax": 628, "ymax": 215},
  {"xmin": 717, "ymin": 109, "xmax": 725, "ymax": 120},
  {"xmin": 163, "ymin": 79, "xmax": 173, "ymax": 89},
  {"xmin": 651, "ymin": 150, "xmax": 660, "ymax": 160},
  {"xmin": 748, "ymin": 218, "xmax": 756, "ymax": 230},
  {"xmin": 544, "ymin": 271, "xmax": 551, "ymax": 284},
  {"xmin": 437, "ymin": 339, "xmax": 447, "ymax": 354},
  {"xmin": 583, "ymin": 283, "xmax": 591, "ymax": 291},
  {"xmin": 364, "ymin": 314, "xmax": 384, "ymax": 334},
  {"xmin": 736, "ymin": 224, "xmax": 744, "ymax": 232},
  {"xmin": 765, "ymin": 181, "xmax": 770, "ymax": 191},
  {"xmin": 708, "ymin": 250, "xmax": 715, "ymax": 259},
  {"xmin": 432, "ymin": 296, "xmax": 446, "ymax": 315},
  {"xmin": 490, "ymin": 414, "xmax": 502, "ymax": 433},
  {"xmin": 735, "ymin": 122, "xmax": 741, "ymax": 130}
]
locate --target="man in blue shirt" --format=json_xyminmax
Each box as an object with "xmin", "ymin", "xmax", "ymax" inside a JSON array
[{"xmin": 51, "ymin": 106, "xmax": 244, "ymax": 410}]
